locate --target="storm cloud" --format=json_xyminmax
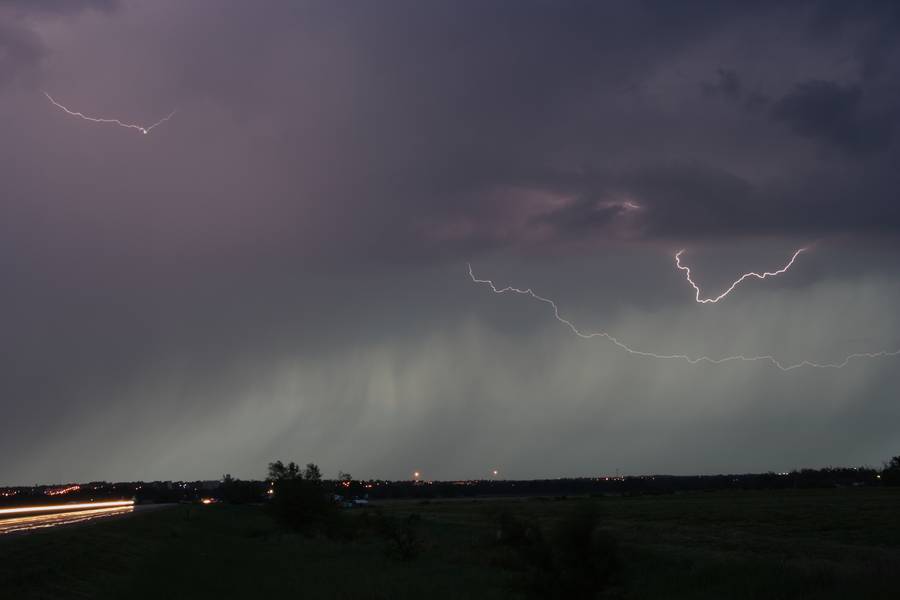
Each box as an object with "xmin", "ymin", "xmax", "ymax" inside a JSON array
[{"xmin": 2, "ymin": 1, "xmax": 899, "ymax": 484}]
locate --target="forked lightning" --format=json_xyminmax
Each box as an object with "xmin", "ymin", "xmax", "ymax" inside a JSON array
[
  {"xmin": 675, "ymin": 247, "xmax": 807, "ymax": 304},
  {"xmin": 468, "ymin": 259, "xmax": 900, "ymax": 371},
  {"xmin": 44, "ymin": 92, "xmax": 175, "ymax": 135}
]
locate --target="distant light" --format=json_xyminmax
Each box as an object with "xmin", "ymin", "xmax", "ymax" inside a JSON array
[
  {"xmin": 200, "ymin": 498, "xmax": 213, "ymax": 505},
  {"xmin": 413, "ymin": 471, "xmax": 420, "ymax": 479},
  {"xmin": 45, "ymin": 484, "xmax": 81, "ymax": 496},
  {"xmin": 492, "ymin": 470, "xmax": 499, "ymax": 476}
]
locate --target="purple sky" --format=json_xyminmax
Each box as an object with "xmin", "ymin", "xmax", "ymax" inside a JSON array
[{"xmin": 2, "ymin": 1, "xmax": 899, "ymax": 484}]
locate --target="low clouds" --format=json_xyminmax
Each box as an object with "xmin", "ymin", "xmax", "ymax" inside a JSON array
[{"xmin": 533, "ymin": 163, "xmax": 757, "ymax": 242}]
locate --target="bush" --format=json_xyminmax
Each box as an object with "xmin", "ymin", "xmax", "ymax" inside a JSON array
[
  {"xmin": 380, "ymin": 513, "xmax": 423, "ymax": 561},
  {"xmin": 268, "ymin": 478, "xmax": 338, "ymax": 535},
  {"xmin": 546, "ymin": 507, "xmax": 618, "ymax": 596},
  {"xmin": 497, "ymin": 506, "xmax": 619, "ymax": 599},
  {"xmin": 495, "ymin": 510, "xmax": 531, "ymax": 547}
]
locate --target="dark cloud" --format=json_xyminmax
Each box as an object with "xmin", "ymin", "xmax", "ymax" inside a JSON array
[
  {"xmin": 701, "ymin": 69, "xmax": 769, "ymax": 112},
  {"xmin": 451, "ymin": 156, "xmax": 900, "ymax": 249},
  {"xmin": 0, "ymin": 0, "xmax": 117, "ymax": 88},
  {"xmin": 526, "ymin": 163, "xmax": 756, "ymax": 243},
  {"xmin": 0, "ymin": 19, "xmax": 43, "ymax": 87},
  {"xmin": 806, "ymin": 1, "xmax": 900, "ymax": 80},
  {"xmin": 2, "ymin": 1, "xmax": 900, "ymax": 483},
  {"xmin": 702, "ymin": 69, "xmax": 742, "ymax": 99},
  {"xmin": 771, "ymin": 80, "xmax": 895, "ymax": 154},
  {"xmin": 0, "ymin": 0, "xmax": 117, "ymax": 14}
]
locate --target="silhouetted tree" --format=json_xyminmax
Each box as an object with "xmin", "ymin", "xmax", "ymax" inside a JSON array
[
  {"xmin": 268, "ymin": 460, "xmax": 300, "ymax": 481},
  {"xmin": 304, "ymin": 463, "xmax": 322, "ymax": 482},
  {"xmin": 882, "ymin": 456, "xmax": 900, "ymax": 486},
  {"xmin": 219, "ymin": 474, "xmax": 264, "ymax": 504},
  {"xmin": 267, "ymin": 460, "xmax": 337, "ymax": 534}
]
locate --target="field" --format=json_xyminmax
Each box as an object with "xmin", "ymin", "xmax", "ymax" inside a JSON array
[{"xmin": 1, "ymin": 488, "xmax": 899, "ymax": 599}]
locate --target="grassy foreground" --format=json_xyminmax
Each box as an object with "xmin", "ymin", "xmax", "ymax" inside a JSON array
[{"xmin": 1, "ymin": 488, "xmax": 899, "ymax": 599}]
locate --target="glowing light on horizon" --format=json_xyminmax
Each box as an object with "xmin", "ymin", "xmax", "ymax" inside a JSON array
[
  {"xmin": 676, "ymin": 247, "xmax": 807, "ymax": 303},
  {"xmin": 467, "ymin": 263, "xmax": 900, "ymax": 371},
  {"xmin": 45, "ymin": 484, "xmax": 80, "ymax": 496},
  {"xmin": 44, "ymin": 92, "xmax": 176, "ymax": 135}
]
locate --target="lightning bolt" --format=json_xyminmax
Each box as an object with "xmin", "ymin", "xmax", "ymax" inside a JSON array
[
  {"xmin": 44, "ymin": 92, "xmax": 176, "ymax": 135},
  {"xmin": 467, "ymin": 263, "xmax": 900, "ymax": 371},
  {"xmin": 676, "ymin": 247, "xmax": 807, "ymax": 303}
]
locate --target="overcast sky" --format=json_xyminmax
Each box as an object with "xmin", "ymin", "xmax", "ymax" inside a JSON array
[{"xmin": 2, "ymin": 0, "xmax": 899, "ymax": 485}]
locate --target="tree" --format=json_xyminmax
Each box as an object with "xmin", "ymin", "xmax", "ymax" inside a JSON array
[
  {"xmin": 268, "ymin": 460, "xmax": 300, "ymax": 481},
  {"xmin": 219, "ymin": 475, "xmax": 265, "ymax": 504},
  {"xmin": 882, "ymin": 456, "xmax": 900, "ymax": 486},
  {"xmin": 267, "ymin": 460, "xmax": 336, "ymax": 534},
  {"xmin": 304, "ymin": 463, "xmax": 322, "ymax": 482},
  {"xmin": 268, "ymin": 461, "xmax": 285, "ymax": 480}
]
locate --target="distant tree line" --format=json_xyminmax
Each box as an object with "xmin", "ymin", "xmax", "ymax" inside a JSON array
[
  {"xmin": 218, "ymin": 474, "xmax": 266, "ymax": 504},
  {"xmin": 3, "ymin": 455, "xmax": 899, "ymax": 509}
]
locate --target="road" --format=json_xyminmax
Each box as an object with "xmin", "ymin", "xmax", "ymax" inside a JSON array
[{"xmin": 0, "ymin": 502, "xmax": 172, "ymax": 535}]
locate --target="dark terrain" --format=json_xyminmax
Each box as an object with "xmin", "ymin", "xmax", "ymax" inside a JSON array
[{"xmin": 2, "ymin": 487, "xmax": 898, "ymax": 599}]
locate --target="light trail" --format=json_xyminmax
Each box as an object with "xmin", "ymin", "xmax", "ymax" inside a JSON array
[
  {"xmin": 0, "ymin": 505, "xmax": 133, "ymax": 535},
  {"xmin": 45, "ymin": 484, "xmax": 80, "ymax": 496},
  {"xmin": 44, "ymin": 92, "xmax": 176, "ymax": 135},
  {"xmin": 675, "ymin": 247, "xmax": 807, "ymax": 303},
  {"xmin": 467, "ymin": 264, "xmax": 900, "ymax": 371},
  {"xmin": 0, "ymin": 499, "xmax": 133, "ymax": 516}
]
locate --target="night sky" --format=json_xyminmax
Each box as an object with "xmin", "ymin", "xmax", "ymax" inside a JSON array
[{"xmin": 2, "ymin": 1, "xmax": 899, "ymax": 485}]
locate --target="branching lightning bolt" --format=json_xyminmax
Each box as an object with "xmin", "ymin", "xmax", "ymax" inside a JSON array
[
  {"xmin": 676, "ymin": 247, "xmax": 807, "ymax": 303},
  {"xmin": 467, "ymin": 264, "xmax": 900, "ymax": 371},
  {"xmin": 44, "ymin": 92, "xmax": 176, "ymax": 135}
]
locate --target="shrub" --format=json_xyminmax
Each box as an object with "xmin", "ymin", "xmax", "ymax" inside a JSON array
[
  {"xmin": 495, "ymin": 510, "xmax": 531, "ymax": 547},
  {"xmin": 381, "ymin": 513, "xmax": 423, "ymax": 561},
  {"xmin": 268, "ymin": 477, "xmax": 338, "ymax": 535},
  {"xmin": 497, "ymin": 506, "xmax": 619, "ymax": 599}
]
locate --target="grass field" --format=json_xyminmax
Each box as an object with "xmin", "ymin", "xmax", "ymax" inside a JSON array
[{"xmin": 1, "ymin": 488, "xmax": 898, "ymax": 599}]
